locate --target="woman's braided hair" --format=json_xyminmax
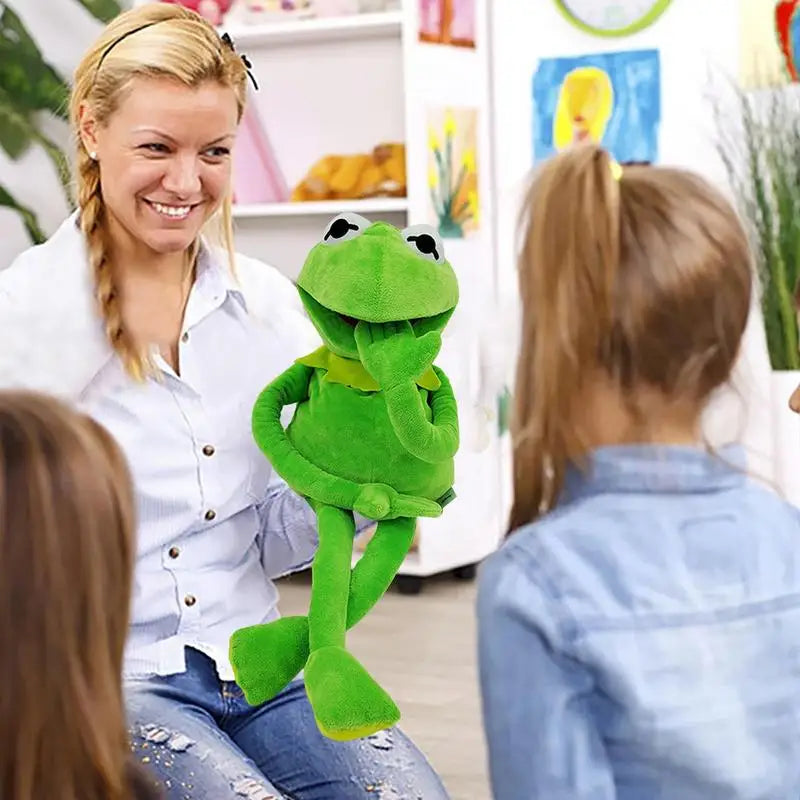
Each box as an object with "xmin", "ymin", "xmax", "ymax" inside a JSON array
[{"xmin": 69, "ymin": 3, "xmax": 248, "ymax": 379}]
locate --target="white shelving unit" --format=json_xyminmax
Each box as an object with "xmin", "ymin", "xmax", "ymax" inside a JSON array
[
  {"xmin": 231, "ymin": 197, "xmax": 408, "ymax": 218},
  {"xmin": 228, "ymin": 0, "xmax": 504, "ymax": 590},
  {"xmin": 228, "ymin": 5, "xmax": 408, "ymax": 276},
  {"xmin": 221, "ymin": 10, "xmax": 403, "ymax": 47}
]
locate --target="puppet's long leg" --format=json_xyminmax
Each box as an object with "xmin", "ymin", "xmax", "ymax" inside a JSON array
[
  {"xmin": 230, "ymin": 613, "xmax": 310, "ymax": 706},
  {"xmin": 347, "ymin": 516, "xmax": 417, "ymax": 629},
  {"xmin": 230, "ymin": 514, "xmax": 415, "ymax": 711},
  {"xmin": 304, "ymin": 504, "xmax": 400, "ymax": 740},
  {"xmin": 230, "ymin": 505, "xmax": 356, "ymax": 708},
  {"xmin": 228, "ymin": 505, "xmax": 338, "ymax": 707},
  {"xmin": 307, "ymin": 504, "xmax": 354, "ymax": 650}
]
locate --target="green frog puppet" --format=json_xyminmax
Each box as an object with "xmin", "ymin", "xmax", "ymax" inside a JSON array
[{"xmin": 230, "ymin": 212, "xmax": 459, "ymax": 741}]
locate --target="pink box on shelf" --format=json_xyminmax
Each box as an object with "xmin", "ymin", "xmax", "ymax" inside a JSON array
[
  {"xmin": 314, "ymin": 0, "xmax": 359, "ymax": 15},
  {"xmin": 232, "ymin": 102, "xmax": 290, "ymax": 204},
  {"xmin": 242, "ymin": 0, "xmax": 313, "ymax": 20}
]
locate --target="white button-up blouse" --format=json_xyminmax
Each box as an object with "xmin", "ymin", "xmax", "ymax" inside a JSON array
[{"xmin": 0, "ymin": 213, "xmax": 323, "ymax": 680}]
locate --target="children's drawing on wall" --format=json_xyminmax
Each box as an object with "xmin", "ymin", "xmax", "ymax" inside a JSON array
[
  {"xmin": 740, "ymin": 0, "xmax": 800, "ymax": 87},
  {"xmin": 776, "ymin": 0, "xmax": 800, "ymax": 80},
  {"xmin": 426, "ymin": 106, "xmax": 479, "ymax": 239},
  {"xmin": 532, "ymin": 49, "xmax": 661, "ymax": 165},
  {"xmin": 418, "ymin": 0, "xmax": 475, "ymax": 48}
]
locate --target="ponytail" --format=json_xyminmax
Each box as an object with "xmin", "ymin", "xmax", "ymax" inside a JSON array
[{"xmin": 509, "ymin": 144, "xmax": 622, "ymax": 529}]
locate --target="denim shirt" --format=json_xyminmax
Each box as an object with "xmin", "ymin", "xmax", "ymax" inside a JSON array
[{"xmin": 478, "ymin": 445, "xmax": 800, "ymax": 799}]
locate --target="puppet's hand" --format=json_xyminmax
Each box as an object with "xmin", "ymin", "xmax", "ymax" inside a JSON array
[
  {"xmin": 355, "ymin": 320, "xmax": 441, "ymax": 390},
  {"xmin": 354, "ymin": 483, "xmax": 442, "ymax": 520}
]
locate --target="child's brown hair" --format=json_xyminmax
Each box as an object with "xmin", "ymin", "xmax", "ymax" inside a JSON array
[
  {"xmin": 509, "ymin": 143, "xmax": 753, "ymax": 530},
  {"xmin": 0, "ymin": 391, "xmax": 147, "ymax": 799}
]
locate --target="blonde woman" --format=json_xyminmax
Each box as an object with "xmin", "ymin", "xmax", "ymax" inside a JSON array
[{"xmin": 0, "ymin": 5, "xmax": 448, "ymax": 799}]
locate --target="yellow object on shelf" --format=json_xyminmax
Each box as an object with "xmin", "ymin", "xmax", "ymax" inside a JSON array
[
  {"xmin": 328, "ymin": 153, "xmax": 371, "ymax": 195},
  {"xmin": 291, "ymin": 142, "xmax": 407, "ymax": 202}
]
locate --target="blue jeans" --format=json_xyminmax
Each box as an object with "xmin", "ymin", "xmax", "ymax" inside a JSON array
[{"xmin": 126, "ymin": 648, "xmax": 449, "ymax": 799}]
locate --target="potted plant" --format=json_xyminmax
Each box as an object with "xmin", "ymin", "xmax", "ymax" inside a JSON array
[
  {"xmin": 0, "ymin": 0, "xmax": 121, "ymax": 244},
  {"xmin": 714, "ymin": 76, "xmax": 800, "ymax": 504}
]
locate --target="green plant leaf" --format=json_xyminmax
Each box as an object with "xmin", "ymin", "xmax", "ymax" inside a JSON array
[
  {"xmin": 0, "ymin": 3, "xmax": 69, "ymax": 118},
  {"xmin": 73, "ymin": 0, "xmax": 122, "ymax": 23},
  {"xmin": 0, "ymin": 85, "xmax": 34, "ymax": 158},
  {"xmin": 0, "ymin": 86, "xmax": 73, "ymax": 207},
  {"xmin": 0, "ymin": 183, "xmax": 45, "ymax": 244},
  {"xmin": 713, "ymin": 79, "xmax": 800, "ymax": 369},
  {"xmin": 36, "ymin": 128, "xmax": 74, "ymax": 208}
]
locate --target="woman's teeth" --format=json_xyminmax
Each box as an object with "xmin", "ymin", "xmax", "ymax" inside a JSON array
[{"xmin": 150, "ymin": 201, "xmax": 193, "ymax": 219}]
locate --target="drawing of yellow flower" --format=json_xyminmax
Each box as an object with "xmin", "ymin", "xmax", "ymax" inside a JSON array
[
  {"xmin": 426, "ymin": 106, "xmax": 479, "ymax": 239},
  {"xmin": 462, "ymin": 148, "xmax": 476, "ymax": 173}
]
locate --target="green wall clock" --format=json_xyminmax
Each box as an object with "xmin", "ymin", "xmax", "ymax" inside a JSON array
[{"xmin": 554, "ymin": 0, "xmax": 673, "ymax": 37}]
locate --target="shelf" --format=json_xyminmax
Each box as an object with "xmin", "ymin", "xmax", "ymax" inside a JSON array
[
  {"xmin": 232, "ymin": 197, "xmax": 408, "ymax": 218},
  {"xmin": 219, "ymin": 11, "xmax": 403, "ymax": 48}
]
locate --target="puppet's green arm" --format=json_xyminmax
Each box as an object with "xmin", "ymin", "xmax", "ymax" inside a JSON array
[
  {"xmin": 383, "ymin": 366, "xmax": 459, "ymax": 464},
  {"xmin": 253, "ymin": 363, "xmax": 363, "ymax": 509}
]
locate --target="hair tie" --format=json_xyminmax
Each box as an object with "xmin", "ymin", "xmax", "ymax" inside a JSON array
[
  {"xmin": 609, "ymin": 158, "xmax": 623, "ymax": 182},
  {"xmin": 221, "ymin": 32, "xmax": 259, "ymax": 91}
]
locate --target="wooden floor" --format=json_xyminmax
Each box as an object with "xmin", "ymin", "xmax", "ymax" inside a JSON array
[{"xmin": 276, "ymin": 570, "xmax": 490, "ymax": 800}]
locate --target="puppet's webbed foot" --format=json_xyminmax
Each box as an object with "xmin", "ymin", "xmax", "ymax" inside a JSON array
[
  {"xmin": 230, "ymin": 615, "xmax": 310, "ymax": 705},
  {"xmin": 304, "ymin": 646, "xmax": 400, "ymax": 741}
]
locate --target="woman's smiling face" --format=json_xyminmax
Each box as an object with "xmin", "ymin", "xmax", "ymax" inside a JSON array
[{"xmin": 80, "ymin": 76, "xmax": 239, "ymax": 255}]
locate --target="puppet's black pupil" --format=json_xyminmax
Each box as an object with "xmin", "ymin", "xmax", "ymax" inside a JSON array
[
  {"xmin": 326, "ymin": 218, "xmax": 357, "ymax": 240},
  {"xmin": 409, "ymin": 234, "xmax": 439, "ymax": 260}
]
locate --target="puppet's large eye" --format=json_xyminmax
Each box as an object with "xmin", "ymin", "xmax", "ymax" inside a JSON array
[
  {"xmin": 322, "ymin": 212, "xmax": 371, "ymax": 245},
  {"xmin": 402, "ymin": 224, "xmax": 444, "ymax": 264}
]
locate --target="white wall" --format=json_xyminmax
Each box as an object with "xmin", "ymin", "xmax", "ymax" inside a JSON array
[
  {"xmin": 492, "ymin": 0, "xmax": 739, "ymax": 280},
  {"xmin": 491, "ymin": 0, "xmax": 742, "ymax": 313},
  {"xmin": 0, "ymin": 0, "xmax": 112, "ymax": 269},
  {"xmin": 489, "ymin": 0, "xmax": 776, "ymax": 485}
]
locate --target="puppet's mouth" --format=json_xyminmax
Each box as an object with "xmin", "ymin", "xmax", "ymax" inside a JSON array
[
  {"xmin": 298, "ymin": 288, "xmax": 452, "ymax": 359},
  {"xmin": 329, "ymin": 306, "xmax": 443, "ymax": 334},
  {"xmin": 335, "ymin": 311, "xmax": 425, "ymax": 328}
]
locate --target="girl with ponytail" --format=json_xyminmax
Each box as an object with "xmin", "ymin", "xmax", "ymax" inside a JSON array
[{"xmin": 478, "ymin": 143, "xmax": 800, "ymax": 799}]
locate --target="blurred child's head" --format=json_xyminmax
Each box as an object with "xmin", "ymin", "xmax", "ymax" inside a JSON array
[
  {"xmin": 510, "ymin": 143, "xmax": 752, "ymax": 528},
  {"xmin": 0, "ymin": 391, "xmax": 138, "ymax": 800}
]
